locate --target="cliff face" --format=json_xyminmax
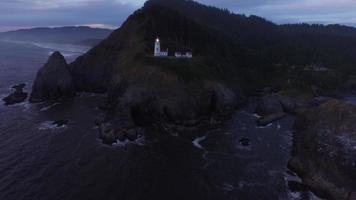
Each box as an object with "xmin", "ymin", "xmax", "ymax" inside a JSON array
[
  {"xmin": 290, "ymin": 100, "xmax": 356, "ymax": 200},
  {"xmin": 68, "ymin": 16, "xmax": 144, "ymax": 92}
]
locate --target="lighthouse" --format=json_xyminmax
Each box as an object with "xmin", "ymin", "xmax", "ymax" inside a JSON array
[
  {"xmin": 153, "ymin": 37, "xmax": 168, "ymax": 57},
  {"xmin": 154, "ymin": 38, "xmax": 161, "ymax": 56}
]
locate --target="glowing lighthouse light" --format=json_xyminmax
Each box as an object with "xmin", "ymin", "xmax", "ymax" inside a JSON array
[{"xmin": 153, "ymin": 37, "xmax": 168, "ymax": 57}]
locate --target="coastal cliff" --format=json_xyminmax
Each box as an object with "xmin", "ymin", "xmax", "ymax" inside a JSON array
[
  {"xmin": 30, "ymin": 0, "xmax": 356, "ymax": 133},
  {"xmin": 290, "ymin": 100, "xmax": 356, "ymax": 200}
]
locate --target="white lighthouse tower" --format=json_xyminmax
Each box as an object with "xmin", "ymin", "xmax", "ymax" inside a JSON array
[
  {"xmin": 154, "ymin": 38, "xmax": 161, "ymax": 56},
  {"xmin": 153, "ymin": 37, "xmax": 168, "ymax": 57}
]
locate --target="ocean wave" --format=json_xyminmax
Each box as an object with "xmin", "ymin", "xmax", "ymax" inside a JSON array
[
  {"xmin": 40, "ymin": 102, "xmax": 61, "ymax": 112},
  {"xmin": 113, "ymin": 136, "xmax": 147, "ymax": 147},
  {"xmin": 38, "ymin": 121, "xmax": 67, "ymax": 131},
  {"xmin": 1, "ymin": 39, "xmax": 90, "ymax": 58},
  {"xmin": 99, "ymin": 135, "xmax": 147, "ymax": 149},
  {"xmin": 192, "ymin": 135, "xmax": 207, "ymax": 150},
  {"xmin": 256, "ymin": 123, "xmax": 273, "ymax": 129}
]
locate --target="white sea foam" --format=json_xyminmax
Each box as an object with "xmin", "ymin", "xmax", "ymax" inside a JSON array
[
  {"xmin": 221, "ymin": 183, "xmax": 234, "ymax": 192},
  {"xmin": 38, "ymin": 121, "xmax": 67, "ymax": 131},
  {"xmin": 2, "ymin": 39, "xmax": 89, "ymax": 59},
  {"xmin": 256, "ymin": 123, "xmax": 273, "ymax": 129},
  {"xmin": 237, "ymin": 180, "xmax": 264, "ymax": 189},
  {"xmin": 20, "ymin": 102, "xmax": 31, "ymax": 111},
  {"xmin": 31, "ymin": 42, "xmax": 89, "ymax": 54},
  {"xmin": 253, "ymin": 113, "xmax": 262, "ymax": 118},
  {"xmin": 192, "ymin": 135, "xmax": 207, "ymax": 149},
  {"xmin": 40, "ymin": 103, "xmax": 60, "ymax": 111},
  {"xmin": 277, "ymin": 124, "xmax": 281, "ymax": 130},
  {"xmin": 111, "ymin": 136, "xmax": 147, "ymax": 148}
]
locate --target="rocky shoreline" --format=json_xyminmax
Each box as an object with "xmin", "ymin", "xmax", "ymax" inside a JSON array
[{"xmin": 28, "ymin": 46, "xmax": 356, "ymax": 199}]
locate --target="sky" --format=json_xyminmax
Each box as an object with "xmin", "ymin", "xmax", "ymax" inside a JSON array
[{"xmin": 1, "ymin": 0, "xmax": 356, "ymax": 32}]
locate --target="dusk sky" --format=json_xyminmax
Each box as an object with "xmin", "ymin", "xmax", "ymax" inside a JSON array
[{"xmin": 1, "ymin": 0, "xmax": 356, "ymax": 32}]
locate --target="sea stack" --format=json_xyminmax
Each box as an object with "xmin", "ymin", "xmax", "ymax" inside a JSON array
[{"xmin": 30, "ymin": 52, "xmax": 75, "ymax": 103}]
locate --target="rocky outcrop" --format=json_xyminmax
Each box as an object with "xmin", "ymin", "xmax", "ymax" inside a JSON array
[
  {"xmin": 256, "ymin": 90, "xmax": 315, "ymax": 115},
  {"xmin": 256, "ymin": 112, "xmax": 286, "ymax": 126},
  {"xmin": 30, "ymin": 52, "xmax": 75, "ymax": 103},
  {"xmin": 108, "ymin": 71, "xmax": 241, "ymax": 132},
  {"xmin": 255, "ymin": 90, "xmax": 316, "ymax": 126},
  {"xmin": 277, "ymin": 90, "xmax": 315, "ymax": 114},
  {"xmin": 2, "ymin": 83, "xmax": 28, "ymax": 105},
  {"xmin": 255, "ymin": 94, "xmax": 283, "ymax": 116},
  {"xmin": 289, "ymin": 100, "xmax": 356, "ymax": 200},
  {"xmin": 97, "ymin": 122, "xmax": 144, "ymax": 145}
]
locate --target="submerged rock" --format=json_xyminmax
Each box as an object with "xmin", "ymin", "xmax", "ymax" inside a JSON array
[
  {"xmin": 2, "ymin": 83, "xmax": 28, "ymax": 105},
  {"xmin": 289, "ymin": 99, "xmax": 356, "ymax": 200},
  {"xmin": 97, "ymin": 121, "xmax": 144, "ymax": 144},
  {"xmin": 98, "ymin": 123, "xmax": 117, "ymax": 145},
  {"xmin": 30, "ymin": 52, "xmax": 75, "ymax": 103},
  {"xmin": 256, "ymin": 112, "xmax": 286, "ymax": 126},
  {"xmin": 125, "ymin": 129, "xmax": 138, "ymax": 141},
  {"xmin": 239, "ymin": 137, "xmax": 251, "ymax": 146}
]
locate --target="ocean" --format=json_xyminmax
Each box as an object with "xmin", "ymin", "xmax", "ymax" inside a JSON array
[{"xmin": 0, "ymin": 40, "xmax": 321, "ymax": 200}]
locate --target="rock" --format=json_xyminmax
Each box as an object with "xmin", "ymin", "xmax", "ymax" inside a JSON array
[
  {"xmin": 289, "ymin": 99, "xmax": 356, "ymax": 200},
  {"xmin": 52, "ymin": 120, "xmax": 69, "ymax": 127},
  {"xmin": 110, "ymin": 79, "xmax": 241, "ymax": 131},
  {"xmin": 13, "ymin": 83, "xmax": 26, "ymax": 90},
  {"xmin": 288, "ymin": 181, "xmax": 310, "ymax": 192},
  {"xmin": 314, "ymin": 96, "xmax": 334, "ymax": 106},
  {"xmin": 255, "ymin": 94, "xmax": 283, "ymax": 116},
  {"xmin": 209, "ymin": 82, "xmax": 239, "ymax": 117},
  {"xmin": 116, "ymin": 132, "xmax": 126, "ymax": 142},
  {"xmin": 278, "ymin": 94, "xmax": 312, "ymax": 114},
  {"xmin": 256, "ymin": 112, "xmax": 286, "ymax": 126},
  {"xmin": 98, "ymin": 123, "xmax": 116, "ymax": 145},
  {"xmin": 30, "ymin": 52, "xmax": 75, "ymax": 103},
  {"xmin": 2, "ymin": 83, "xmax": 28, "ymax": 105},
  {"xmin": 256, "ymin": 90, "xmax": 315, "ymax": 117},
  {"xmin": 239, "ymin": 137, "xmax": 251, "ymax": 146},
  {"xmin": 125, "ymin": 129, "xmax": 138, "ymax": 141}
]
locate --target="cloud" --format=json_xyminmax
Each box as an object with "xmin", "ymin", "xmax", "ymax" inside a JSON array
[
  {"xmin": 0, "ymin": 0, "xmax": 356, "ymax": 31},
  {"xmin": 0, "ymin": 0, "xmax": 139, "ymax": 29},
  {"xmin": 198, "ymin": 0, "xmax": 285, "ymax": 9},
  {"xmin": 198, "ymin": 0, "xmax": 356, "ymax": 25}
]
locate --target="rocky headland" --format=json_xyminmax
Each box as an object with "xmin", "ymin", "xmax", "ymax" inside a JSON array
[{"xmin": 28, "ymin": 0, "xmax": 356, "ymax": 198}]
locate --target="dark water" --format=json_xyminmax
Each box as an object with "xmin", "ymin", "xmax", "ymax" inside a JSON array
[{"xmin": 0, "ymin": 40, "xmax": 321, "ymax": 200}]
